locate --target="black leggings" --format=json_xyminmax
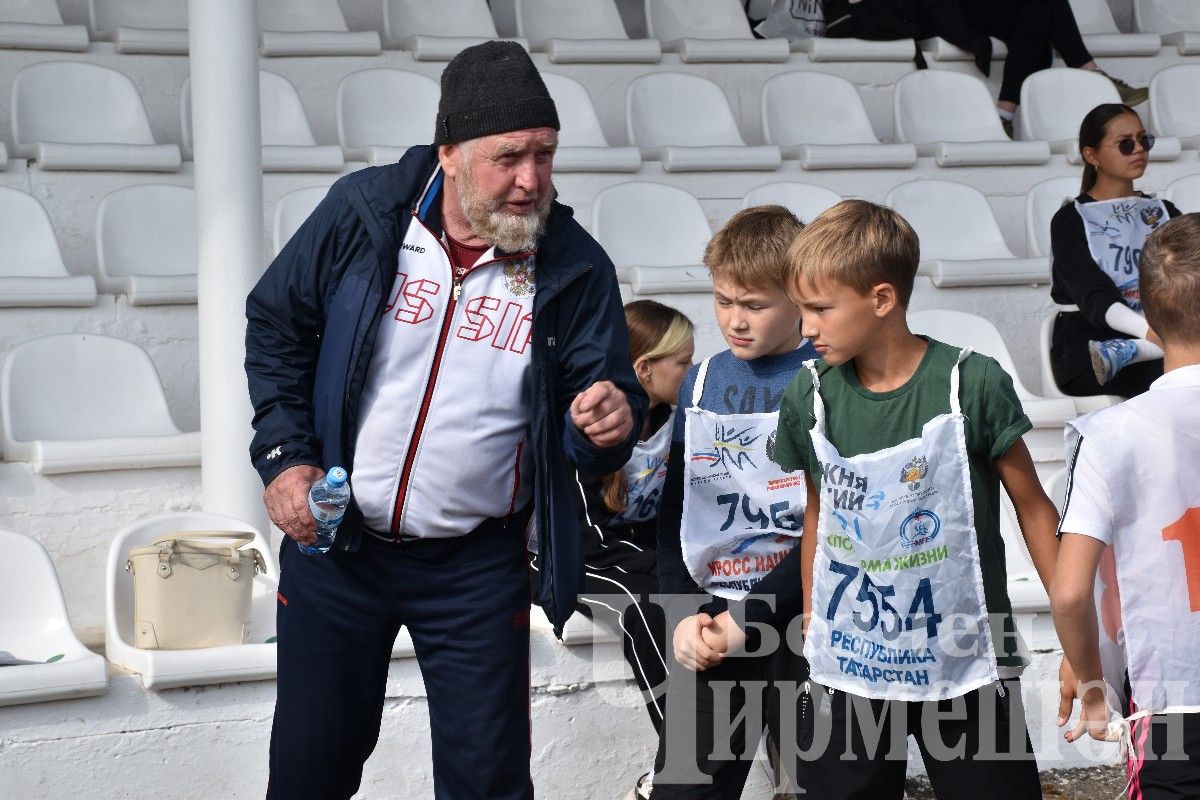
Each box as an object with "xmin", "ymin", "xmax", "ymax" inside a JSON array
[{"xmin": 964, "ymin": 0, "xmax": 1094, "ymax": 104}]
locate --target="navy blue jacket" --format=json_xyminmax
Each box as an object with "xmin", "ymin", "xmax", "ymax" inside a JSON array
[{"xmin": 245, "ymin": 146, "xmax": 647, "ymax": 632}]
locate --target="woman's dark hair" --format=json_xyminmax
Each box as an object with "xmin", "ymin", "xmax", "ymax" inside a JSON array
[{"xmin": 1078, "ymin": 103, "xmax": 1138, "ymax": 195}]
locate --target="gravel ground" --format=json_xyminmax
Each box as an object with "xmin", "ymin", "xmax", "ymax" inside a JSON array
[{"xmin": 902, "ymin": 766, "xmax": 1129, "ymax": 799}]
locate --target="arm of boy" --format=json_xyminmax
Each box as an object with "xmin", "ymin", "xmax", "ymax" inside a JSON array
[
  {"xmin": 995, "ymin": 439, "xmax": 1060, "ymax": 590},
  {"xmin": 800, "ymin": 473, "xmax": 820, "ymax": 637},
  {"xmin": 1050, "ymin": 533, "xmax": 1112, "ymax": 742}
]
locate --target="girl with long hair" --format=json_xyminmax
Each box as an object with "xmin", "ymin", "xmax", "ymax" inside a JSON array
[{"xmin": 1049, "ymin": 103, "xmax": 1181, "ymax": 398}]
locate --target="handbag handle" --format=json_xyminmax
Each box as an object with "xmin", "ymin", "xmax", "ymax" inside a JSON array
[{"xmin": 142, "ymin": 531, "xmax": 265, "ymax": 580}]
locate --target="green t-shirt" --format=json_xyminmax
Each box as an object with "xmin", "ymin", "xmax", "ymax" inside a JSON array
[{"xmin": 773, "ymin": 337, "xmax": 1033, "ymax": 668}]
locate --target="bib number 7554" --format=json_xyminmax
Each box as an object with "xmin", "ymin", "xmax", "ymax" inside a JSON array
[{"xmin": 825, "ymin": 560, "xmax": 942, "ymax": 641}]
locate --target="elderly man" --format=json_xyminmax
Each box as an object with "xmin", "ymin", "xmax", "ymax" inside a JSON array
[{"xmin": 246, "ymin": 42, "xmax": 646, "ymax": 800}]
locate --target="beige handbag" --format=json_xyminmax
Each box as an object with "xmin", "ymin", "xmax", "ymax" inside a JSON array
[{"xmin": 126, "ymin": 531, "xmax": 266, "ymax": 650}]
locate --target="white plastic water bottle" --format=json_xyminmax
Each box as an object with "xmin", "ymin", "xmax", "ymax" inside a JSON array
[{"xmin": 300, "ymin": 466, "xmax": 350, "ymax": 555}]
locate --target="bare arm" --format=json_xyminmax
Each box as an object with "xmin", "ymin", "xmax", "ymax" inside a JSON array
[
  {"xmin": 800, "ymin": 473, "xmax": 819, "ymax": 637},
  {"xmin": 1051, "ymin": 532, "xmax": 1111, "ymax": 741},
  {"xmin": 996, "ymin": 439, "xmax": 1060, "ymax": 590}
]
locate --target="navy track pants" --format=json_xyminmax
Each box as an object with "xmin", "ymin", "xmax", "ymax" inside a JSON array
[{"xmin": 267, "ymin": 517, "xmax": 533, "ymax": 800}]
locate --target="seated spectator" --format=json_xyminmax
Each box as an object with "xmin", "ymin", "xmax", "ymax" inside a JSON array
[
  {"xmin": 1049, "ymin": 103, "xmax": 1179, "ymax": 398},
  {"xmin": 959, "ymin": 0, "xmax": 1147, "ymax": 136}
]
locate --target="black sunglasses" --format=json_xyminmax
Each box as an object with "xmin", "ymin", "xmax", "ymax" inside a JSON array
[{"xmin": 1112, "ymin": 134, "xmax": 1155, "ymax": 156}]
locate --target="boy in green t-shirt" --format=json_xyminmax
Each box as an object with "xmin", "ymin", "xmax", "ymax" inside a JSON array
[{"xmin": 773, "ymin": 200, "xmax": 1065, "ymax": 799}]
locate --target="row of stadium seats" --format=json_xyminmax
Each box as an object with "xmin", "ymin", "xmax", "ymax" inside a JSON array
[
  {"xmin": 7, "ymin": 60, "xmax": 1200, "ymax": 174},
  {"xmin": 3, "ymin": 0, "xmax": 1197, "ymax": 59},
  {"xmin": 5, "ymin": 174, "xmax": 1199, "ymax": 310}
]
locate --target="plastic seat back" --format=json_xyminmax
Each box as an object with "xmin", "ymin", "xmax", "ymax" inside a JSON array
[
  {"xmin": 0, "ymin": 187, "xmax": 71, "ymax": 279},
  {"xmin": 89, "ymin": 0, "xmax": 187, "ymax": 32},
  {"xmin": 762, "ymin": 72, "xmax": 880, "ymax": 146},
  {"xmin": 183, "ymin": 71, "xmax": 319, "ymax": 150},
  {"xmin": 2, "ymin": 334, "xmax": 182, "ymax": 444},
  {"xmin": 908, "ymin": 310, "xmax": 1035, "ymax": 399},
  {"xmin": 894, "ymin": 70, "xmax": 1008, "ymax": 144},
  {"xmin": 1018, "ymin": 68, "xmax": 1120, "ymax": 143},
  {"xmin": 743, "ymin": 182, "xmax": 841, "ymax": 223},
  {"xmin": 592, "ymin": 183, "xmax": 711, "ymax": 268},
  {"xmin": 257, "ymin": 0, "xmax": 349, "ymax": 32},
  {"xmin": 0, "ymin": 531, "xmax": 77, "ymax": 658},
  {"xmin": 1025, "ymin": 176, "xmax": 1080, "ymax": 258},
  {"xmin": 627, "ymin": 73, "xmax": 746, "ymax": 148},
  {"xmin": 96, "ymin": 185, "xmax": 196, "ymax": 279},
  {"xmin": 1135, "ymin": 0, "xmax": 1200, "ymax": 33},
  {"xmin": 1165, "ymin": 174, "xmax": 1200, "ymax": 213},
  {"xmin": 646, "ymin": 0, "xmax": 755, "ymax": 40},
  {"xmin": 336, "ymin": 69, "xmax": 439, "ymax": 151},
  {"xmin": 1069, "ymin": 0, "xmax": 1120, "ymax": 34},
  {"xmin": 886, "ymin": 180, "xmax": 1016, "ymax": 261},
  {"xmin": 518, "ymin": 0, "xmax": 628, "ymax": 40},
  {"xmin": 384, "ymin": 0, "xmax": 498, "ymax": 40},
  {"xmin": 543, "ymin": 73, "xmax": 611, "ymax": 147},
  {"xmin": 4, "ymin": 0, "xmax": 66, "ymax": 23},
  {"xmin": 12, "ymin": 62, "xmax": 157, "ymax": 152},
  {"xmin": 274, "ymin": 186, "xmax": 330, "ymax": 255},
  {"xmin": 1149, "ymin": 64, "xmax": 1200, "ymax": 138}
]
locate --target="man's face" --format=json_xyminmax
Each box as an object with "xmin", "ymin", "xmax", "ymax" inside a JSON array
[{"xmin": 441, "ymin": 128, "xmax": 557, "ymax": 252}]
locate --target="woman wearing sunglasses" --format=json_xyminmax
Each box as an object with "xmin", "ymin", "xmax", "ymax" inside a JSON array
[{"xmin": 1048, "ymin": 103, "xmax": 1182, "ymax": 398}]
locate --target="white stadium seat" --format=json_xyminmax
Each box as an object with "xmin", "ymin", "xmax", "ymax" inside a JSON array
[
  {"xmin": 1, "ymin": 334, "xmax": 201, "ymax": 475},
  {"xmin": 645, "ymin": 0, "xmax": 789, "ymax": 62},
  {"xmin": 0, "ymin": 187, "xmax": 97, "ymax": 307},
  {"xmin": 893, "ymin": 71, "xmax": 1050, "ymax": 167},
  {"xmin": 516, "ymin": 0, "xmax": 660, "ymax": 63},
  {"xmin": 1018, "ymin": 68, "xmax": 1181, "ymax": 163},
  {"xmin": 885, "ymin": 180, "xmax": 1050, "ymax": 288},
  {"xmin": 742, "ymin": 182, "xmax": 841, "ymax": 224},
  {"xmin": 0, "ymin": 0, "xmax": 89, "ymax": 51},
  {"xmin": 1037, "ymin": 311, "xmax": 1121, "ymax": 414},
  {"xmin": 591, "ymin": 182, "xmax": 712, "ymax": 294},
  {"xmin": 1165, "ymin": 174, "xmax": 1200, "ymax": 212},
  {"xmin": 105, "ymin": 513, "xmax": 279, "ymax": 690},
  {"xmin": 382, "ymin": 0, "xmax": 525, "ymax": 60},
  {"xmin": 1135, "ymin": 0, "xmax": 1200, "ymax": 54},
  {"xmin": 0, "ymin": 142, "xmax": 7, "ymax": 169},
  {"xmin": 1149, "ymin": 64, "xmax": 1200, "ymax": 150},
  {"xmin": 182, "ymin": 71, "xmax": 345, "ymax": 172},
  {"xmin": 336, "ymin": 69, "xmax": 438, "ymax": 164},
  {"xmin": 257, "ymin": 0, "xmax": 381, "ymax": 57},
  {"xmin": 1068, "ymin": 0, "xmax": 1162, "ymax": 56},
  {"xmin": 88, "ymin": 0, "xmax": 188, "ymax": 54},
  {"xmin": 627, "ymin": 73, "xmax": 781, "ymax": 172},
  {"xmin": 12, "ymin": 62, "xmax": 183, "ymax": 172},
  {"xmin": 1024, "ymin": 176, "xmax": 1080, "ymax": 259},
  {"xmin": 530, "ymin": 606, "xmax": 620, "ymax": 646},
  {"xmin": 908, "ymin": 310, "xmax": 1079, "ymax": 464},
  {"xmin": 542, "ymin": 73, "xmax": 641, "ymax": 172},
  {"xmin": 274, "ymin": 185, "xmax": 331, "ymax": 256},
  {"xmin": 0, "ymin": 530, "xmax": 107, "ymax": 707},
  {"xmin": 95, "ymin": 185, "xmax": 197, "ymax": 305},
  {"xmin": 761, "ymin": 72, "xmax": 917, "ymax": 170}
]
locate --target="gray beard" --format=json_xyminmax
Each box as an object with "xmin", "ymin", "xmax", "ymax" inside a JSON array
[{"xmin": 457, "ymin": 172, "xmax": 552, "ymax": 253}]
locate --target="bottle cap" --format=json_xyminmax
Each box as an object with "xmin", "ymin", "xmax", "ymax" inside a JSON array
[{"xmin": 326, "ymin": 466, "xmax": 348, "ymax": 487}]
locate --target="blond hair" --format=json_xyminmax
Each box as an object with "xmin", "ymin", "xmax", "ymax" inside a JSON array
[
  {"xmin": 783, "ymin": 199, "xmax": 920, "ymax": 307},
  {"xmin": 704, "ymin": 205, "xmax": 804, "ymax": 291},
  {"xmin": 1140, "ymin": 212, "xmax": 1200, "ymax": 345},
  {"xmin": 601, "ymin": 301, "xmax": 694, "ymax": 514}
]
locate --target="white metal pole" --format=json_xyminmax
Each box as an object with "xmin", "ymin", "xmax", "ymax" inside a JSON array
[{"xmin": 188, "ymin": 0, "xmax": 268, "ymax": 530}]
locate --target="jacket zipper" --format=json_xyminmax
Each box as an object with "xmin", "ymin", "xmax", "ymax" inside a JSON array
[{"xmin": 388, "ymin": 220, "xmax": 535, "ymax": 538}]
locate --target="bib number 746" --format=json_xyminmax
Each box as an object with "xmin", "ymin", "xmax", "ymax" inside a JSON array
[{"xmin": 825, "ymin": 560, "xmax": 942, "ymax": 641}]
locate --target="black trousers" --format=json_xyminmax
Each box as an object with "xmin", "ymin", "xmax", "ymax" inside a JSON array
[
  {"xmin": 792, "ymin": 678, "xmax": 1042, "ymax": 800},
  {"xmin": 650, "ymin": 636, "xmax": 808, "ymax": 799},
  {"xmin": 964, "ymin": 0, "xmax": 1094, "ymax": 104},
  {"xmin": 268, "ymin": 518, "xmax": 533, "ymax": 800},
  {"xmin": 1125, "ymin": 712, "xmax": 1200, "ymax": 800}
]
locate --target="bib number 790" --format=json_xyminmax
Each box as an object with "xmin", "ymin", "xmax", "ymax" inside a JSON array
[{"xmin": 825, "ymin": 560, "xmax": 942, "ymax": 641}]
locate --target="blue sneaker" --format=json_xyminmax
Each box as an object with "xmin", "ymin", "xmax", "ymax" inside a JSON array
[{"xmin": 1088, "ymin": 338, "xmax": 1138, "ymax": 385}]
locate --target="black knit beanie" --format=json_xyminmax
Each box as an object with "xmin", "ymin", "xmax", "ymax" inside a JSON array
[{"xmin": 434, "ymin": 41, "xmax": 559, "ymax": 145}]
